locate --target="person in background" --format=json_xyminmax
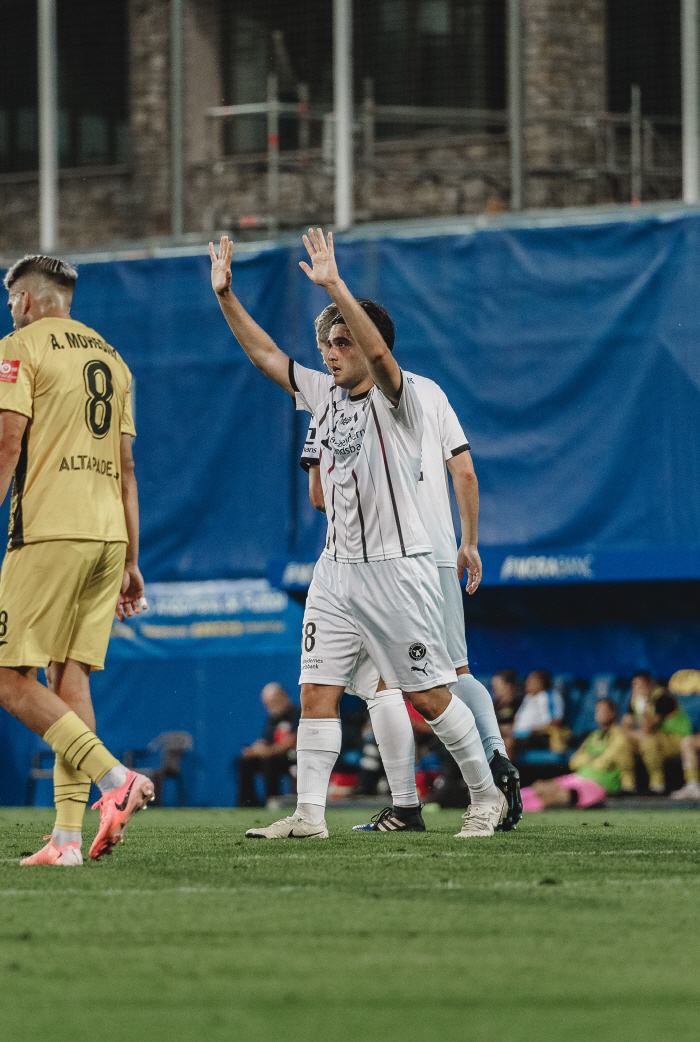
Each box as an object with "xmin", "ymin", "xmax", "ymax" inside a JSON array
[
  {"xmin": 491, "ymin": 669, "xmax": 522, "ymax": 744},
  {"xmin": 236, "ymin": 683, "xmax": 300, "ymax": 807},
  {"xmin": 638, "ymin": 689, "xmax": 692, "ymax": 794},
  {"xmin": 620, "ymin": 671, "xmax": 657, "ymax": 751},
  {"xmin": 521, "ymin": 699, "xmax": 635, "ymax": 811},
  {"xmin": 668, "ymin": 671, "xmax": 700, "ymax": 799},
  {"xmin": 508, "ymin": 670, "xmax": 563, "ymax": 760}
]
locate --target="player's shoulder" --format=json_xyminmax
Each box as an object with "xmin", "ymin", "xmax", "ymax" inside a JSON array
[
  {"xmin": 404, "ymin": 370, "xmax": 447, "ymax": 404},
  {"xmin": 294, "ymin": 359, "xmax": 333, "ymax": 385},
  {"xmin": 0, "ymin": 330, "xmax": 19, "ymax": 354}
]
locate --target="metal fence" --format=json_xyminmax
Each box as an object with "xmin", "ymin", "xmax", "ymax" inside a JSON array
[{"xmin": 206, "ymin": 76, "xmax": 682, "ymax": 233}]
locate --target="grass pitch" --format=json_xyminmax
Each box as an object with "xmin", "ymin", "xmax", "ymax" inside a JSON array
[{"xmin": 0, "ymin": 807, "xmax": 698, "ymax": 1042}]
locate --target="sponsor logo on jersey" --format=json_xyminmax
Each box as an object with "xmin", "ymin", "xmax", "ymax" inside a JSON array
[
  {"xmin": 301, "ymin": 656, "xmax": 324, "ymax": 670},
  {"xmin": 408, "ymin": 642, "xmax": 427, "ymax": 661},
  {"xmin": 328, "ymin": 426, "xmax": 366, "ymax": 458},
  {"xmin": 0, "ymin": 360, "xmax": 20, "ymax": 383},
  {"xmin": 58, "ymin": 455, "xmax": 119, "ymax": 479}
]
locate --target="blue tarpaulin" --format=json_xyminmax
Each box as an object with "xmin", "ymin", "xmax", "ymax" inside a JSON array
[{"xmin": 2, "ymin": 211, "xmax": 699, "ymax": 583}]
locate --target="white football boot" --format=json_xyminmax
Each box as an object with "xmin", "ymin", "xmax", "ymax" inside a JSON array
[
  {"xmin": 245, "ymin": 813, "xmax": 329, "ymax": 839},
  {"xmin": 453, "ymin": 791, "xmax": 508, "ymax": 839},
  {"xmin": 670, "ymin": 781, "xmax": 700, "ymax": 800}
]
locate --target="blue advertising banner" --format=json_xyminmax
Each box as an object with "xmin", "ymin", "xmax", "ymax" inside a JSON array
[{"xmin": 0, "ymin": 580, "xmax": 304, "ymax": 807}]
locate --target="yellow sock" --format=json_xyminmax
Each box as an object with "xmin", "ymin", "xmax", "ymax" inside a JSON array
[
  {"xmin": 685, "ymin": 767, "xmax": 700, "ymax": 784},
  {"xmin": 53, "ymin": 755, "xmax": 91, "ymax": 832},
  {"xmin": 43, "ymin": 711, "xmax": 120, "ymax": 785}
]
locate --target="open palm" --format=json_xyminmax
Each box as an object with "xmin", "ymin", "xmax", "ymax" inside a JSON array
[
  {"xmin": 209, "ymin": 236, "xmax": 233, "ymax": 295},
  {"xmin": 299, "ymin": 228, "xmax": 339, "ymax": 287}
]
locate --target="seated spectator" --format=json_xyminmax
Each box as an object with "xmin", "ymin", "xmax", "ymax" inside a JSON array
[
  {"xmin": 638, "ymin": 689, "xmax": 692, "ymax": 794},
  {"xmin": 236, "ymin": 683, "xmax": 300, "ymax": 807},
  {"xmin": 670, "ymin": 734, "xmax": 700, "ymax": 799},
  {"xmin": 507, "ymin": 670, "xmax": 564, "ymax": 760},
  {"xmin": 521, "ymin": 699, "xmax": 635, "ymax": 811},
  {"xmin": 491, "ymin": 669, "xmax": 522, "ymax": 744},
  {"xmin": 668, "ymin": 671, "xmax": 700, "ymax": 800},
  {"xmin": 620, "ymin": 671, "xmax": 657, "ymax": 751}
]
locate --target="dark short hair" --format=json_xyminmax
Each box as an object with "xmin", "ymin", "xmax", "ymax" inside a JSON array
[
  {"xmin": 530, "ymin": 669, "xmax": 553, "ymax": 691},
  {"xmin": 632, "ymin": 670, "xmax": 653, "ymax": 683},
  {"xmin": 654, "ymin": 691, "xmax": 676, "ymax": 719},
  {"xmin": 493, "ymin": 668, "xmax": 519, "ymax": 688},
  {"xmin": 329, "ymin": 298, "xmax": 395, "ymax": 351},
  {"xmin": 3, "ymin": 254, "xmax": 78, "ymax": 292}
]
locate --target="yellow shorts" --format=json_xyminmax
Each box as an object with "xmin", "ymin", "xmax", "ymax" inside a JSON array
[{"xmin": 0, "ymin": 540, "xmax": 126, "ymax": 671}]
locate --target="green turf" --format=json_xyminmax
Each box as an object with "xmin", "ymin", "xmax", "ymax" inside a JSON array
[{"xmin": 0, "ymin": 807, "xmax": 698, "ymax": 1042}]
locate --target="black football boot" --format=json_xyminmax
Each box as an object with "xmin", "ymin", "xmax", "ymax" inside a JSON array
[{"xmin": 490, "ymin": 751, "xmax": 523, "ymax": 831}]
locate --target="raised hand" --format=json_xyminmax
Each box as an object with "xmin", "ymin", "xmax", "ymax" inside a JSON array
[
  {"xmin": 299, "ymin": 228, "xmax": 339, "ymax": 288},
  {"xmin": 209, "ymin": 236, "xmax": 234, "ymax": 296}
]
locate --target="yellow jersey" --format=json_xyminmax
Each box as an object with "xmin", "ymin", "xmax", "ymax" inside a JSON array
[{"xmin": 0, "ymin": 317, "xmax": 136, "ymax": 547}]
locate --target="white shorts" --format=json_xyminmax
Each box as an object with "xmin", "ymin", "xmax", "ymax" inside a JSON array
[
  {"xmin": 438, "ymin": 566, "xmax": 469, "ymax": 669},
  {"xmin": 347, "ymin": 565, "xmax": 470, "ymax": 701},
  {"xmin": 299, "ymin": 553, "xmax": 457, "ymax": 694}
]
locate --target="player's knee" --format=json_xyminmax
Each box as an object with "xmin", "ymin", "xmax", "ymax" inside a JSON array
[
  {"xmin": 300, "ymin": 683, "xmax": 342, "ymax": 717},
  {"xmin": 405, "ymin": 686, "xmax": 450, "ymax": 721}
]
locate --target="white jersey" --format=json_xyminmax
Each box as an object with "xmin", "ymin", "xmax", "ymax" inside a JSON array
[
  {"xmin": 291, "ymin": 360, "xmax": 432, "ymax": 564},
  {"xmin": 301, "ymin": 370, "xmax": 470, "ymax": 568}
]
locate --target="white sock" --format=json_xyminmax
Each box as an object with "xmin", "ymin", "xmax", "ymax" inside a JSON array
[
  {"xmin": 52, "ymin": 828, "xmax": 81, "ymax": 846},
  {"xmin": 295, "ymin": 718, "xmax": 342, "ymax": 825},
  {"xmin": 454, "ymin": 673, "xmax": 506, "ymax": 761},
  {"xmin": 367, "ymin": 689, "xmax": 419, "ymax": 808},
  {"xmin": 97, "ymin": 764, "xmax": 129, "ymax": 794},
  {"xmin": 429, "ymin": 696, "xmax": 500, "ymax": 806}
]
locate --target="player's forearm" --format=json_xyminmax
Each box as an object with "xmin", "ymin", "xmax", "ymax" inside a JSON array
[
  {"xmin": 121, "ymin": 470, "xmax": 140, "ymax": 564},
  {"xmin": 216, "ymin": 288, "xmax": 291, "ymax": 389},
  {"xmin": 449, "ymin": 461, "xmax": 479, "ymax": 547},
  {"xmin": 323, "ymin": 277, "xmax": 401, "ymax": 401},
  {"xmin": 308, "ymin": 467, "xmax": 326, "ymax": 512}
]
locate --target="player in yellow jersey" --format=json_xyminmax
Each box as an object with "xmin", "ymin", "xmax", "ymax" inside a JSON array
[{"xmin": 0, "ymin": 254, "xmax": 155, "ymax": 864}]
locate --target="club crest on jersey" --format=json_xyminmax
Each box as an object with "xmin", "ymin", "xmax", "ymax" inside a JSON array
[
  {"xmin": 0, "ymin": 360, "xmax": 20, "ymax": 384},
  {"xmin": 408, "ymin": 642, "xmax": 427, "ymax": 661}
]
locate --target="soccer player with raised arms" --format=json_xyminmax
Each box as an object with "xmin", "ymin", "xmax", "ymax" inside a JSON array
[
  {"xmin": 303, "ymin": 306, "xmax": 522, "ymax": 831},
  {"xmin": 211, "ymin": 229, "xmax": 506, "ymax": 838},
  {"xmin": 0, "ymin": 255, "xmax": 155, "ymax": 864}
]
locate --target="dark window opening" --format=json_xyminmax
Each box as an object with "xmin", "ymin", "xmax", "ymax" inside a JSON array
[
  {"xmin": 0, "ymin": 0, "xmax": 129, "ymax": 174},
  {"xmin": 607, "ymin": 0, "xmax": 681, "ymax": 116},
  {"xmin": 219, "ymin": 0, "xmax": 505, "ymax": 154}
]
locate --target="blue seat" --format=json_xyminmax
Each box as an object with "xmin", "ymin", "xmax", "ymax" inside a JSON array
[
  {"xmin": 553, "ymin": 674, "xmax": 587, "ymax": 729},
  {"xmin": 678, "ymin": 695, "xmax": 700, "ymax": 732},
  {"xmin": 569, "ymin": 674, "xmax": 620, "ymax": 735},
  {"xmin": 519, "ymin": 749, "xmax": 569, "ymax": 766}
]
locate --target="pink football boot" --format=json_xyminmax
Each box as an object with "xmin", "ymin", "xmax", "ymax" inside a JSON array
[
  {"xmin": 89, "ymin": 770, "xmax": 155, "ymax": 861},
  {"xmin": 21, "ymin": 836, "xmax": 83, "ymax": 866}
]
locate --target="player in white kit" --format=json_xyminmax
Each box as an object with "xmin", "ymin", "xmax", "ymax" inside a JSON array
[
  {"xmin": 303, "ymin": 306, "xmax": 522, "ymax": 831},
  {"xmin": 210, "ymin": 229, "xmax": 506, "ymax": 839}
]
